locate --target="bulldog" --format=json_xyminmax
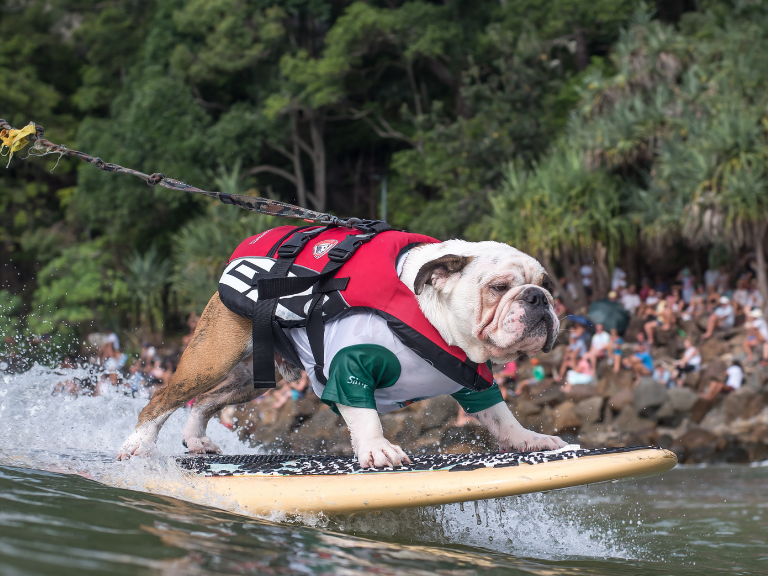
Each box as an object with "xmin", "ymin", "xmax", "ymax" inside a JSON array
[{"xmin": 118, "ymin": 237, "xmax": 566, "ymax": 466}]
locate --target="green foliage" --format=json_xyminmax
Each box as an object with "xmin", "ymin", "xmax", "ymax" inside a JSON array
[
  {"xmin": 9, "ymin": 0, "xmax": 768, "ymax": 350},
  {"xmin": 123, "ymin": 245, "xmax": 170, "ymax": 334},
  {"xmin": 28, "ymin": 239, "xmax": 128, "ymax": 335},
  {"xmin": 0, "ymin": 289, "xmax": 23, "ymax": 355},
  {"xmin": 170, "ymin": 163, "xmax": 275, "ymax": 314}
]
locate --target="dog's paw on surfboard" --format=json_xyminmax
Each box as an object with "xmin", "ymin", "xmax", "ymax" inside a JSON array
[
  {"xmin": 181, "ymin": 436, "xmax": 223, "ymax": 455},
  {"xmin": 499, "ymin": 430, "xmax": 568, "ymax": 453},
  {"xmin": 355, "ymin": 438, "xmax": 411, "ymax": 468},
  {"xmin": 117, "ymin": 425, "xmax": 160, "ymax": 460}
]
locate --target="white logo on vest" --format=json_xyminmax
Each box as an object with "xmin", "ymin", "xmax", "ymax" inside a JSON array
[{"xmin": 312, "ymin": 239, "xmax": 338, "ymax": 259}]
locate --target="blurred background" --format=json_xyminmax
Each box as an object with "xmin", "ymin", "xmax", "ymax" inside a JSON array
[{"xmin": 1, "ymin": 0, "xmax": 767, "ymax": 361}]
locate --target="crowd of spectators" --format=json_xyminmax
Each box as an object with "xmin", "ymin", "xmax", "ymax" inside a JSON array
[
  {"xmin": 53, "ymin": 311, "xmax": 313, "ymax": 411},
  {"xmin": 545, "ymin": 259, "xmax": 763, "ymax": 398}
]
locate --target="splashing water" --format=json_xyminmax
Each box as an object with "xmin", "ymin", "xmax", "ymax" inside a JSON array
[{"xmin": 2, "ymin": 365, "xmax": 636, "ymax": 562}]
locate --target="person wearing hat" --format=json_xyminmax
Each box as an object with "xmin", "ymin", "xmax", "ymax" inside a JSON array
[
  {"xmin": 701, "ymin": 295, "xmax": 735, "ymax": 340},
  {"xmin": 744, "ymin": 308, "xmax": 768, "ymax": 363}
]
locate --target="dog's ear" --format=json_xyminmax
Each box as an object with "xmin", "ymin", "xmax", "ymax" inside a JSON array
[
  {"xmin": 414, "ymin": 255, "xmax": 473, "ymax": 295},
  {"xmin": 541, "ymin": 273, "xmax": 554, "ymax": 296}
]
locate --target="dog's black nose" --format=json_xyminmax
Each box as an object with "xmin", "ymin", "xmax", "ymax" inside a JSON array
[{"xmin": 522, "ymin": 288, "xmax": 548, "ymax": 308}]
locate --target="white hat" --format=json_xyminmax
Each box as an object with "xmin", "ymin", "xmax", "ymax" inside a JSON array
[
  {"xmin": 719, "ymin": 296, "xmax": 730, "ymax": 304},
  {"xmin": 750, "ymin": 308, "xmax": 764, "ymax": 318}
]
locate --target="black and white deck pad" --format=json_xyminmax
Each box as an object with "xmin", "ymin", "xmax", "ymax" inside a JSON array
[{"xmin": 176, "ymin": 445, "xmax": 661, "ymax": 477}]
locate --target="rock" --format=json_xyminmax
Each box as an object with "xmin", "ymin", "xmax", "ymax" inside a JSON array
[
  {"xmin": 420, "ymin": 396, "xmax": 459, "ymax": 431},
  {"xmin": 667, "ymin": 387, "xmax": 699, "ymax": 412},
  {"xmin": 632, "ymin": 378, "xmax": 668, "ymax": 414},
  {"xmin": 690, "ymin": 397, "xmax": 712, "ymax": 423},
  {"xmin": 748, "ymin": 364, "xmax": 768, "ymax": 389},
  {"xmin": 564, "ymin": 384, "xmax": 599, "ymax": 403},
  {"xmin": 529, "ymin": 385, "xmax": 565, "ymax": 407},
  {"xmin": 654, "ymin": 327, "xmax": 676, "ymax": 346},
  {"xmin": 680, "ymin": 319, "xmax": 701, "ymax": 339},
  {"xmin": 575, "ymin": 396, "xmax": 604, "ymax": 425},
  {"xmin": 699, "ymin": 339, "xmax": 730, "ymax": 363},
  {"xmin": 607, "ymin": 388, "xmax": 634, "ymax": 413},
  {"xmin": 624, "ymin": 316, "xmax": 645, "ymax": 343},
  {"xmin": 724, "ymin": 388, "xmax": 764, "ymax": 422},
  {"xmin": 552, "ymin": 401, "xmax": 581, "ymax": 434},
  {"xmin": 536, "ymin": 346, "xmax": 564, "ymax": 368},
  {"xmin": 700, "ymin": 404, "xmax": 726, "ymax": 429},
  {"xmin": 612, "ymin": 405, "xmax": 656, "ymax": 434},
  {"xmin": 511, "ymin": 398, "xmax": 542, "ymax": 420},
  {"xmin": 655, "ymin": 400, "xmax": 675, "ymax": 422},
  {"xmin": 672, "ymin": 428, "xmax": 717, "ymax": 463},
  {"xmin": 683, "ymin": 371, "xmax": 701, "ymax": 389}
]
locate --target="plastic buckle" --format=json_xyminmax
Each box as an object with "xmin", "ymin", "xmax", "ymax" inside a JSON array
[
  {"xmin": 350, "ymin": 219, "xmax": 390, "ymax": 234},
  {"xmin": 328, "ymin": 241, "xmax": 360, "ymax": 263},
  {"xmin": 277, "ymin": 232, "xmax": 314, "ymax": 258}
]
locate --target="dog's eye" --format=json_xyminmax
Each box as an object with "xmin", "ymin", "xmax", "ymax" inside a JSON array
[{"xmin": 490, "ymin": 284, "xmax": 509, "ymax": 293}]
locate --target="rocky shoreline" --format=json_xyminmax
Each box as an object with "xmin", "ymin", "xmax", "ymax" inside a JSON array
[{"xmin": 230, "ymin": 316, "xmax": 768, "ymax": 465}]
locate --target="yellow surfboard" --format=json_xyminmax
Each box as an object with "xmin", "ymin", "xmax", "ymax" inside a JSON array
[{"xmin": 163, "ymin": 446, "xmax": 676, "ymax": 516}]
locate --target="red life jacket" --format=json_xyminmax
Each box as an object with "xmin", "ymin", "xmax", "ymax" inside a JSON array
[{"xmin": 218, "ymin": 224, "xmax": 493, "ymax": 392}]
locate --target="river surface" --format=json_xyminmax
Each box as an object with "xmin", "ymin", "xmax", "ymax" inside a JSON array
[{"xmin": 1, "ymin": 365, "xmax": 767, "ymax": 575}]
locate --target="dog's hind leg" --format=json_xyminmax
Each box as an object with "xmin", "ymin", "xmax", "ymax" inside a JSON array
[
  {"xmin": 117, "ymin": 292, "xmax": 277, "ymax": 459},
  {"xmin": 181, "ymin": 357, "xmax": 266, "ymax": 454}
]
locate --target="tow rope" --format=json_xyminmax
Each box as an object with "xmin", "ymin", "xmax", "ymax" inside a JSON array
[{"xmin": 0, "ymin": 119, "xmax": 367, "ymax": 229}]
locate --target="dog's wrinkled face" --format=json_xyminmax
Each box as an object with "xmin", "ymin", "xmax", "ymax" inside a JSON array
[{"xmin": 409, "ymin": 240, "xmax": 559, "ymax": 364}]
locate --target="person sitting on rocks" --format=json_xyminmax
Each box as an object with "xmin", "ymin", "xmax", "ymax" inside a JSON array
[
  {"xmin": 653, "ymin": 363, "xmax": 672, "ymax": 388},
  {"xmin": 622, "ymin": 342, "xmax": 653, "ymax": 384},
  {"xmin": 584, "ymin": 323, "xmax": 610, "ymax": 376},
  {"xmin": 682, "ymin": 284, "xmax": 707, "ymax": 321},
  {"xmin": 701, "ymin": 360, "xmax": 743, "ymax": 401},
  {"xmin": 674, "ymin": 338, "xmax": 701, "ymax": 387},
  {"xmin": 562, "ymin": 357, "xmax": 593, "ymax": 393},
  {"xmin": 744, "ymin": 308, "xmax": 768, "ymax": 363},
  {"xmin": 705, "ymin": 285, "xmax": 720, "ymax": 313},
  {"xmin": 621, "ymin": 284, "xmax": 642, "ymax": 316},
  {"xmin": 556, "ymin": 325, "xmax": 588, "ymax": 381},
  {"xmin": 701, "ymin": 296, "xmax": 735, "ymax": 340},
  {"xmin": 643, "ymin": 298, "xmax": 669, "ymax": 346},
  {"xmin": 609, "ymin": 328, "xmax": 623, "ymax": 372},
  {"xmin": 637, "ymin": 288, "xmax": 659, "ymax": 318}
]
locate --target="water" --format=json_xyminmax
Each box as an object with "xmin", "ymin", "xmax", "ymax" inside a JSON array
[{"xmin": 1, "ymin": 365, "xmax": 767, "ymax": 575}]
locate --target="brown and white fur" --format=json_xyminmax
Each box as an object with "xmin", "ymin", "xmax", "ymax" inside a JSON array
[{"xmin": 118, "ymin": 239, "xmax": 566, "ymax": 466}]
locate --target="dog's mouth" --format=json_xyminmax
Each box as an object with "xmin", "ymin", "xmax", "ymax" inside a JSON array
[{"xmin": 490, "ymin": 299, "xmax": 557, "ymax": 355}]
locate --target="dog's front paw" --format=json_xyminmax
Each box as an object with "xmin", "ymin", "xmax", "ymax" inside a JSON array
[
  {"xmin": 355, "ymin": 438, "xmax": 412, "ymax": 469},
  {"xmin": 117, "ymin": 425, "xmax": 159, "ymax": 460},
  {"xmin": 183, "ymin": 435, "xmax": 222, "ymax": 455},
  {"xmin": 499, "ymin": 430, "xmax": 567, "ymax": 453}
]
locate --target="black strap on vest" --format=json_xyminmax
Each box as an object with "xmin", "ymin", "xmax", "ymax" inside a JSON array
[
  {"xmin": 250, "ymin": 226, "xmax": 327, "ymax": 387},
  {"xmin": 252, "ymin": 220, "xmax": 391, "ymax": 388}
]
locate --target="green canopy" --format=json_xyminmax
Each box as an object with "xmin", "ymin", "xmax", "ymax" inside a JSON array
[{"xmin": 588, "ymin": 299, "xmax": 630, "ymax": 335}]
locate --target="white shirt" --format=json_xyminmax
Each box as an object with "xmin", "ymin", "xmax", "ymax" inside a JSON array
[
  {"xmin": 612, "ymin": 267, "xmax": 627, "ymax": 291},
  {"xmin": 725, "ymin": 365, "xmax": 743, "ymax": 390},
  {"xmin": 752, "ymin": 317, "xmax": 768, "ymax": 341},
  {"xmin": 287, "ymin": 313, "xmax": 464, "ymax": 413},
  {"xmin": 733, "ymin": 289, "xmax": 750, "ymax": 308},
  {"xmin": 590, "ymin": 331, "xmax": 610, "ymax": 352},
  {"xmin": 682, "ymin": 346, "xmax": 701, "ymax": 370},
  {"xmin": 714, "ymin": 304, "xmax": 734, "ymax": 327},
  {"xmin": 704, "ymin": 269, "xmax": 719, "ymax": 288},
  {"xmin": 580, "ymin": 265, "xmax": 593, "ymax": 287},
  {"xmin": 621, "ymin": 293, "xmax": 641, "ymax": 313}
]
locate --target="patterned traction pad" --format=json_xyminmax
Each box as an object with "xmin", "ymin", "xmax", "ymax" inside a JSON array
[{"xmin": 177, "ymin": 446, "xmax": 660, "ymax": 478}]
